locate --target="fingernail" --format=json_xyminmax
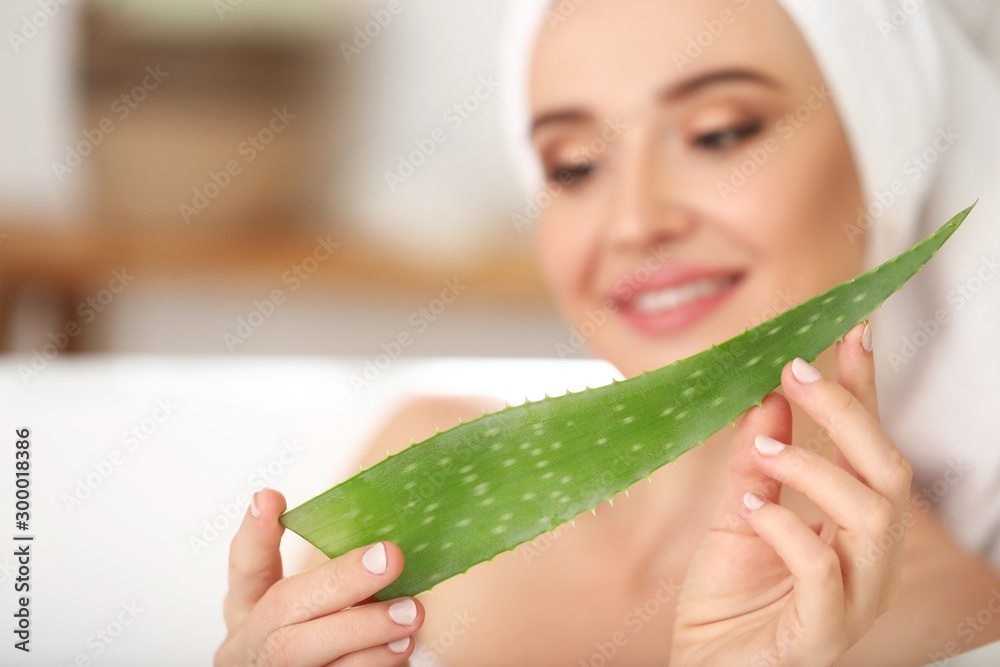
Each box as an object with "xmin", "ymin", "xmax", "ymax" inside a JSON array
[
  {"xmin": 363, "ymin": 542, "xmax": 387, "ymax": 575},
  {"xmin": 250, "ymin": 491, "xmax": 261, "ymax": 519},
  {"xmin": 754, "ymin": 435, "xmax": 787, "ymax": 456},
  {"xmin": 791, "ymin": 357, "xmax": 822, "ymax": 384},
  {"xmin": 861, "ymin": 320, "xmax": 873, "ymax": 353},
  {"xmin": 389, "ymin": 599, "xmax": 417, "ymax": 625},
  {"xmin": 387, "ymin": 636, "xmax": 411, "ymax": 654},
  {"xmin": 743, "ymin": 492, "xmax": 765, "ymax": 511}
]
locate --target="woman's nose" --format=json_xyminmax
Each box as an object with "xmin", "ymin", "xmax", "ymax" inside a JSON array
[{"xmin": 604, "ymin": 149, "xmax": 694, "ymax": 251}]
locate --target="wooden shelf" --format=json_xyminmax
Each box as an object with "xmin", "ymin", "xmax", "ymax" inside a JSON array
[{"xmin": 0, "ymin": 219, "xmax": 547, "ymax": 299}]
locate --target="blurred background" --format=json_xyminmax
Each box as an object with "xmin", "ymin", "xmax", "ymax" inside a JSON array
[
  {"xmin": 1, "ymin": 0, "xmax": 569, "ymax": 359},
  {"xmin": 0, "ymin": 4, "xmax": 608, "ymax": 662}
]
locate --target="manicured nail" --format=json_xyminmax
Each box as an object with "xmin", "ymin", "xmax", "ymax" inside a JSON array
[
  {"xmin": 743, "ymin": 492, "xmax": 765, "ymax": 511},
  {"xmin": 363, "ymin": 542, "xmax": 388, "ymax": 575},
  {"xmin": 861, "ymin": 320, "xmax": 873, "ymax": 352},
  {"xmin": 389, "ymin": 599, "xmax": 417, "ymax": 625},
  {"xmin": 250, "ymin": 491, "xmax": 262, "ymax": 519},
  {"xmin": 387, "ymin": 636, "xmax": 411, "ymax": 654},
  {"xmin": 791, "ymin": 358, "xmax": 822, "ymax": 384},
  {"xmin": 754, "ymin": 435, "xmax": 787, "ymax": 456}
]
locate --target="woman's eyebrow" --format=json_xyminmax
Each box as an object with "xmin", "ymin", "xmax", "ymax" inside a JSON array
[
  {"xmin": 530, "ymin": 69, "xmax": 781, "ymax": 137},
  {"xmin": 660, "ymin": 68, "xmax": 782, "ymax": 101},
  {"xmin": 530, "ymin": 109, "xmax": 593, "ymax": 137}
]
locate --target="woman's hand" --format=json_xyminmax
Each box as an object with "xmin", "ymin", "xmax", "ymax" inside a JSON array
[
  {"xmin": 215, "ymin": 488, "xmax": 424, "ymax": 667},
  {"xmin": 671, "ymin": 320, "xmax": 911, "ymax": 667}
]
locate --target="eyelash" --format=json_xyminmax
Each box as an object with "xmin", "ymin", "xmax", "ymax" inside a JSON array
[
  {"xmin": 692, "ymin": 120, "xmax": 764, "ymax": 151},
  {"xmin": 545, "ymin": 163, "xmax": 597, "ymax": 186}
]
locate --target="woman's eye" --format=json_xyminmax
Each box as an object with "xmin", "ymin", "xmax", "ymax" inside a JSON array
[
  {"xmin": 547, "ymin": 163, "xmax": 596, "ymax": 185},
  {"xmin": 693, "ymin": 120, "xmax": 763, "ymax": 151}
]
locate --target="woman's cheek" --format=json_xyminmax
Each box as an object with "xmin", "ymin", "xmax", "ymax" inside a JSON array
[
  {"xmin": 539, "ymin": 205, "xmax": 607, "ymax": 330},
  {"xmin": 536, "ymin": 212, "xmax": 582, "ymax": 314}
]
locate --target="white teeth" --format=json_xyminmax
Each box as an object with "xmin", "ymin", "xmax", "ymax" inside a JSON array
[{"xmin": 632, "ymin": 277, "xmax": 734, "ymax": 314}]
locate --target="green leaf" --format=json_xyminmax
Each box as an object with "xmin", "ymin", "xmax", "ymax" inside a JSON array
[{"xmin": 280, "ymin": 203, "xmax": 975, "ymax": 601}]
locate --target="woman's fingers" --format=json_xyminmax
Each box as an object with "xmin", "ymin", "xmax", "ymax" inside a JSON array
[
  {"xmin": 252, "ymin": 597, "xmax": 423, "ymax": 667},
  {"xmin": 327, "ymin": 635, "xmax": 415, "ymax": 667},
  {"xmin": 224, "ymin": 488, "xmax": 287, "ymax": 630},
  {"xmin": 779, "ymin": 355, "xmax": 911, "ymax": 512},
  {"xmin": 749, "ymin": 434, "xmax": 903, "ymax": 617},
  {"xmin": 835, "ymin": 320, "xmax": 878, "ymax": 419},
  {"xmin": 829, "ymin": 320, "xmax": 877, "ymax": 477},
  {"xmin": 750, "ymin": 436, "xmax": 887, "ymax": 536},
  {"xmin": 742, "ymin": 498, "xmax": 848, "ymax": 660},
  {"xmin": 762, "ymin": 324, "xmax": 909, "ymax": 626},
  {"xmin": 711, "ymin": 392, "xmax": 792, "ymax": 534},
  {"xmin": 218, "ymin": 495, "xmax": 417, "ymax": 667},
  {"xmin": 244, "ymin": 541, "xmax": 407, "ymax": 640}
]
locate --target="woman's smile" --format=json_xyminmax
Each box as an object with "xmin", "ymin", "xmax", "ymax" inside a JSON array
[{"xmin": 611, "ymin": 263, "xmax": 747, "ymax": 336}]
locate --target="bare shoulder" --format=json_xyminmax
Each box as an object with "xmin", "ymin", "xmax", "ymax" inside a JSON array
[{"xmin": 295, "ymin": 394, "xmax": 504, "ymax": 571}]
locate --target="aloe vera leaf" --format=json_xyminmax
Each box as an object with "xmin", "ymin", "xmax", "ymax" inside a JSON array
[{"xmin": 280, "ymin": 204, "xmax": 975, "ymax": 601}]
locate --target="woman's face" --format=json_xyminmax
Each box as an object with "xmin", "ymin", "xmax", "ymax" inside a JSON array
[{"xmin": 529, "ymin": 0, "xmax": 866, "ymax": 377}]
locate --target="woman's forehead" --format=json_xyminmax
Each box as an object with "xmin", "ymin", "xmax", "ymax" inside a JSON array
[{"xmin": 528, "ymin": 0, "xmax": 817, "ymax": 115}]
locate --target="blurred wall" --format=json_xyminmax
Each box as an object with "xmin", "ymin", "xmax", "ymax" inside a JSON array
[{"xmin": 0, "ymin": 0, "xmax": 573, "ymax": 359}]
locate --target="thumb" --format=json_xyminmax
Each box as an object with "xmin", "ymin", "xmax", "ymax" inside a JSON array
[
  {"xmin": 710, "ymin": 392, "xmax": 792, "ymax": 535},
  {"xmin": 223, "ymin": 488, "xmax": 287, "ymax": 629}
]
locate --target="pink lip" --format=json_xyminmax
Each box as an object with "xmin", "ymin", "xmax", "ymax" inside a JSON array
[{"xmin": 610, "ymin": 264, "xmax": 746, "ymax": 336}]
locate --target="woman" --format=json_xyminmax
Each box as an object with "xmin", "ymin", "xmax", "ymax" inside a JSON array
[{"xmin": 215, "ymin": 0, "xmax": 1000, "ymax": 664}]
